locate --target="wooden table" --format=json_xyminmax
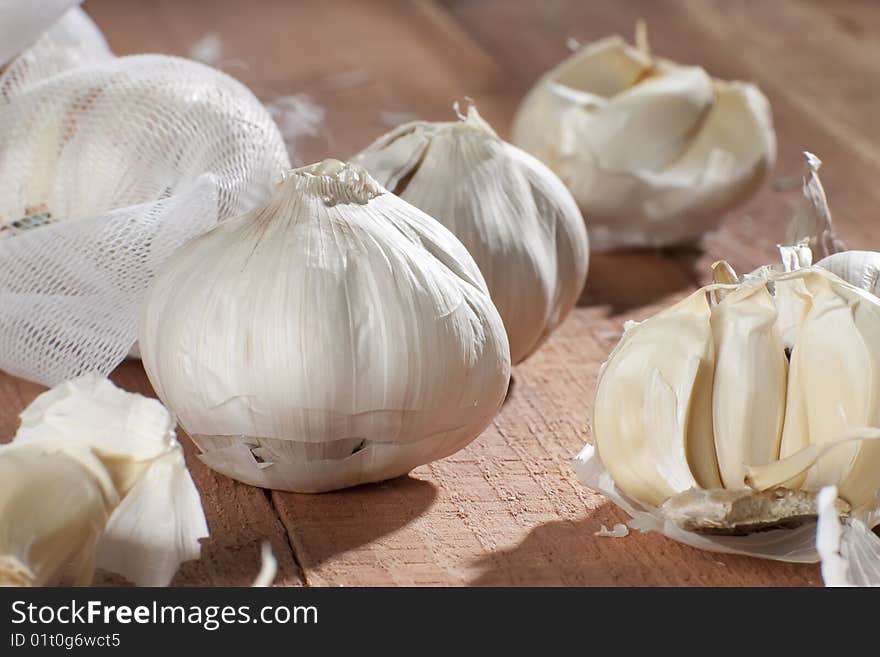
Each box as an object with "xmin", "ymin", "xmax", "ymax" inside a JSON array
[{"xmin": 5, "ymin": 0, "xmax": 879, "ymax": 586}]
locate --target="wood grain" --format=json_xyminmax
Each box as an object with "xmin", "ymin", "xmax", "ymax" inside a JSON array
[{"xmin": 5, "ymin": 0, "xmax": 878, "ymax": 585}]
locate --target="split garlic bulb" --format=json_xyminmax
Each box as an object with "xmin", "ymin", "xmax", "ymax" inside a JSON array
[
  {"xmin": 140, "ymin": 159, "xmax": 511, "ymax": 493},
  {"xmin": 512, "ymin": 29, "xmax": 775, "ymax": 250},
  {"xmin": 353, "ymin": 105, "xmax": 589, "ymax": 364},
  {"xmin": 0, "ymin": 375, "xmax": 207, "ymax": 586},
  {"xmin": 577, "ymin": 265, "xmax": 880, "ymax": 561}
]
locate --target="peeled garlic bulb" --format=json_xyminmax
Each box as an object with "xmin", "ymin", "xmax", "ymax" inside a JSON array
[
  {"xmin": 592, "ymin": 267, "xmax": 880, "ymax": 513},
  {"xmin": 140, "ymin": 159, "xmax": 511, "ymax": 493},
  {"xmin": 354, "ymin": 105, "xmax": 589, "ymax": 364},
  {"xmin": 511, "ymin": 30, "xmax": 775, "ymax": 250},
  {"xmin": 0, "ymin": 375, "xmax": 208, "ymax": 586}
]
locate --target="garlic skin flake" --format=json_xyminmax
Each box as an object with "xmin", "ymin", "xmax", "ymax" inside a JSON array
[
  {"xmin": 785, "ymin": 152, "xmax": 880, "ymax": 298},
  {"xmin": 511, "ymin": 32, "xmax": 775, "ymax": 250},
  {"xmin": 140, "ymin": 159, "xmax": 511, "ymax": 493},
  {"xmin": 0, "ymin": 375, "xmax": 208, "ymax": 586},
  {"xmin": 354, "ymin": 105, "xmax": 589, "ymax": 364},
  {"xmin": 580, "ymin": 266, "xmax": 880, "ymax": 561}
]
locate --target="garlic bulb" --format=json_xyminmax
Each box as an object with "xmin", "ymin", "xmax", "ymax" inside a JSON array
[
  {"xmin": 0, "ymin": 375, "xmax": 208, "ymax": 586},
  {"xmin": 140, "ymin": 159, "xmax": 511, "ymax": 493},
  {"xmin": 577, "ymin": 265, "xmax": 880, "ymax": 561},
  {"xmin": 354, "ymin": 105, "xmax": 589, "ymax": 364},
  {"xmin": 511, "ymin": 27, "xmax": 775, "ymax": 250}
]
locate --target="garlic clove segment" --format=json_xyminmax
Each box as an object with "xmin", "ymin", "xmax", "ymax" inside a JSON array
[
  {"xmin": 512, "ymin": 28, "xmax": 775, "ymax": 250},
  {"xmin": 779, "ymin": 272, "xmax": 880, "ymax": 508},
  {"xmin": 353, "ymin": 104, "xmax": 589, "ymax": 365},
  {"xmin": 710, "ymin": 282, "xmax": 787, "ymax": 489},
  {"xmin": 0, "ymin": 375, "xmax": 208, "ymax": 586},
  {"xmin": 139, "ymin": 159, "xmax": 511, "ymax": 493},
  {"xmin": 592, "ymin": 289, "xmax": 722, "ymax": 507}
]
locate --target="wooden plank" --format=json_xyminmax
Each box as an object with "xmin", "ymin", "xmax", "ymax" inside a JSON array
[{"xmin": 6, "ymin": 0, "xmax": 878, "ymax": 585}]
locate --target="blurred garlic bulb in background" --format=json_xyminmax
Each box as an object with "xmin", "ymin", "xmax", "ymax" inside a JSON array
[
  {"xmin": 354, "ymin": 105, "xmax": 589, "ymax": 364},
  {"xmin": 140, "ymin": 159, "xmax": 511, "ymax": 493},
  {"xmin": 0, "ymin": 376, "xmax": 207, "ymax": 586},
  {"xmin": 512, "ymin": 25, "xmax": 775, "ymax": 250}
]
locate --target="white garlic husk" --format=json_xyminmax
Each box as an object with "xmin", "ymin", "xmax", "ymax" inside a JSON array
[
  {"xmin": 140, "ymin": 159, "xmax": 511, "ymax": 493},
  {"xmin": 816, "ymin": 485, "xmax": 880, "ymax": 586},
  {"xmin": 0, "ymin": 375, "xmax": 208, "ymax": 586},
  {"xmin": 354, "ymin": 105, "xmax": 589, "ymax": 364},
  {"xmin": 575, "ymin": 265, "xmax": 880, "ymax": 563},
  {"xmin": 783, "ymin": 152, "xmax": 880, "ymax": 298},
  {"xmin": 511, "ymin": 28, "xmax": 775, "ymax": 250}
]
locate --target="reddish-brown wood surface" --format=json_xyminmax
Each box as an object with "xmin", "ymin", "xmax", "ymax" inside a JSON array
[{"xmin": 5, "ymin": 0, "xmax": 879, "ymax": 586}]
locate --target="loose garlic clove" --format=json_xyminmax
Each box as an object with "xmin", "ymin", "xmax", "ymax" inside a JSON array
[
  {"xmin": 592, "ymin": 289, "xmax": 721, "ymax": 507},
  {"xmin": 0, "ymin": 446, "xmax": 114, "ymax": 586},
  {"xmin": 512, "ymin": 28, "xmax": 775, "ymax": 250},
  {"xmin": 139, "ymin": 159, "xmax": 511, "ymax": 493},
  {"xmin": 353, "ymin": 104, "xmax": 589, "ymax": 365},
  {"xmin": 0, "ymin": 375, "xmax": 207, "ymax": 586}
]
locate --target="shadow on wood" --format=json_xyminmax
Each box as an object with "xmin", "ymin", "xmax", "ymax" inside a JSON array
[
  {"xmin": 275, "ymin": 475, "xmax": 439, "ymax": 574},
  {"xmin": 467, "ymin": 501, "xmax": 820, "ymax": 586},
  {"xmin": 578, "ymin": 247, "xmax": 704, "ymax": 316}
]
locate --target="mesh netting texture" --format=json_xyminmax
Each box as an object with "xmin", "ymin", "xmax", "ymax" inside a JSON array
[{"xmin": 0, "ymin": 8, "xmax": 290, "ymax": 385}]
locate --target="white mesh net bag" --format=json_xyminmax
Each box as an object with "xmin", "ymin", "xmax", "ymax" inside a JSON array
[{"xmin": 0, "ymin": 7, "xmax": 290, "ymax": 385}]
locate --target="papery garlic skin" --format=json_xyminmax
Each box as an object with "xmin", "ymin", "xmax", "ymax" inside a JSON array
[
  {"xmin": 592, "ymin": 267, "xmax": 880, "ymax": 517},
  {"xmin": 0, "ymin": 375, "xmax": 208, "ymax": 587},
  {"xmin": 354, "ymin": 106, "xmax": 589, "ymax": 364},
  {"xmin": 512, "ymin": 35, "xmax": 775, "ymax": 250},
  {"xmin": 140, "ymin": 159, "xmax": 511, "ymax": 493}
]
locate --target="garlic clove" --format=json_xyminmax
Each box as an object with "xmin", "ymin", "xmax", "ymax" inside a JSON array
[
  {"xmin": 354, "ymin": 105, "xmax": 589, "ymax": 364},
  {"xmin": 593, "ymin": 289, "xmax": 722, "ymax": 507},
  {"xmin": 0, "ymin": 445, "xmax": 114, "ymax": 586},
  {"xmin": 777, "ymin": 272, "xmax": 880, "ymax": 508},
  {"xmin": 710, "ymin": 282, "xmax": 787, "ymax": 489},
  {"xmin": 140, "ymin": 159, "xmax": 511, "ymax": 492},
  {"xmin": 0, "ymin": 375, "xmax": 208, "ymax": 586},
  {"xmin": 577, "ymin": 65, "xmax": 715, "ymax": 175}
]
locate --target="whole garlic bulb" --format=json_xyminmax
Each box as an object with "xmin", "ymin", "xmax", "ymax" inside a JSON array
[
  {"xmin": 353, "ymin": 105, "xmax": 589, "ymax": 365},
  {"xmin": 140, "ymin": 159, "xmax": 511, "ymax": 493},
  {"xmin": 511, "ymin": 30, "xmax": 776, "ymax": 250},
  {"xmin": 588, "ymin": 266, "xmax": 880, "ymax": 525}
]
